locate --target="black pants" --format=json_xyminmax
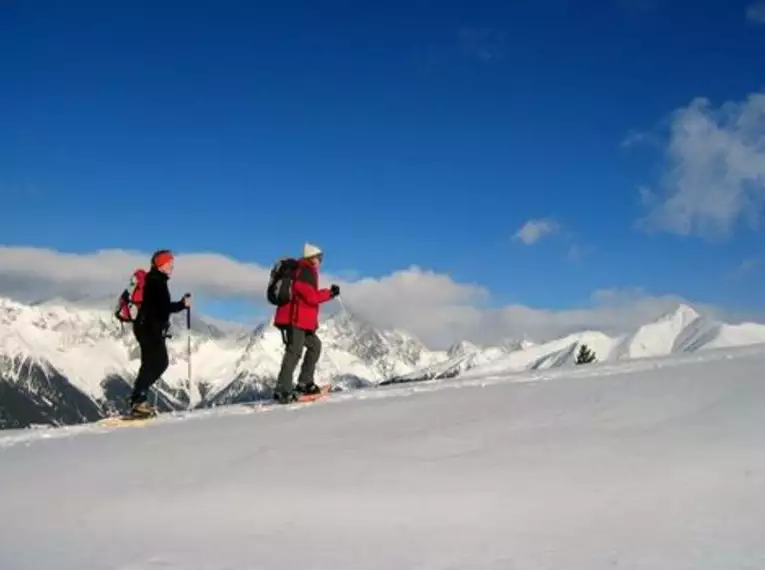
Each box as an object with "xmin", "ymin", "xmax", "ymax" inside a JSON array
[
  {"xmin": 275, "ymin": 326, "xmax": 321, "ymax": 394},
  {"xmin": 130, "ymin": 324, "xmax": 169, "ymax": 405}
]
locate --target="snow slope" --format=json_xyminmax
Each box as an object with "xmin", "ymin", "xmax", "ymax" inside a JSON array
[{"xmin": 0, "ymin": 345, "xmax": 763, "ymax": 569}]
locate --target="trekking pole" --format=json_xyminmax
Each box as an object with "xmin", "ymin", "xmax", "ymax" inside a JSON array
[{"xmin": 186, "ymin": 305, "xmax": 192, "ymax": 399}]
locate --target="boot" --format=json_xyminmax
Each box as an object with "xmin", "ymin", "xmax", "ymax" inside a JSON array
[
  {"xmin": 130, "ymin": 401, "xmax": 157, "ymax": 418},
  {"xmin": 295, "ymin": 382, "xmax": 322, "ymax": 396},
  {"xmin": 273, "ymin": 390, "xmax": 299, "ymax": 404}
]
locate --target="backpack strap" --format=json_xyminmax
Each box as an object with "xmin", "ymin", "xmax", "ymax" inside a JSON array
[{"xmin": 289, "ymin": 263, "xmax": 302, "ymax": 325}]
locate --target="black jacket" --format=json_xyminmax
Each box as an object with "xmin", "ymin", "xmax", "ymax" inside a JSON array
[{"xmin": 135, "ymin": 267, "xmax": 186, "ymax": 335}]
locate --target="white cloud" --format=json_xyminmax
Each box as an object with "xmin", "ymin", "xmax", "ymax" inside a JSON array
[
  {"xmin": 747, "ymin": 2, "xmax": 765, "ymax": 23},
  {"xmin": 635, "ymin": 91, "xmax": 765, "ymax": 238},
  {"xmin": 513, "ymin": 218, "xmax": 560, "ymax": 245},
  {"xmin": 0, "ymin": 246, "xmax": 752, "ymax": 349},
  {"xmin": 486, "ymin": 287, "xmax": 734, "ymax": 344},
  {"xmin": 0, "ymin": 246, "xmax": 272, "ymax": 302}
]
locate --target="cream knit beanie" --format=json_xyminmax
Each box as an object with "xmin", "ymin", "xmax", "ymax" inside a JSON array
[{"xmin": 303, "ymin": 242, "xmax": 323, "ymax": 259}]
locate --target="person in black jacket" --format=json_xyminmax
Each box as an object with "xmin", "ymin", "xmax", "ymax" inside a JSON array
[{"xmin": 129, "ymin": 249, "xmax": 191, "ymax": 417}]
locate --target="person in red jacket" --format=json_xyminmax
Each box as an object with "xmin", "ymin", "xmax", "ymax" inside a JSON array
[{"xmin": 273, "ymin": 243, "xmax": 339, "ymax": 403}]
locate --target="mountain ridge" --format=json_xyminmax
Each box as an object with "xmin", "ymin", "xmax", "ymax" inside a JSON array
[
  {"xmin": 1, "ymin": 296, "xmax": 764, "ymax": 429},
  {"xmin": 388, "ymin": 303, "xmax": 765, "ymax": 383}
]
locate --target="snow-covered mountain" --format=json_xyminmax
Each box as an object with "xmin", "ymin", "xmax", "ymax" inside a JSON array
[
  {"xmin": 1, "ymin": 296, "xmax": 765, "ymax": 429},
  {"xmin": 0, "ymin": 296, "xmax": 446, "ymax": 428},
  {"xmin": 389, "ymin": 304, "xmax": 765, "ymax": 383}
]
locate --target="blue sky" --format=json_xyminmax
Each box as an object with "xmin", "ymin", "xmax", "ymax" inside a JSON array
[{"xmin": 1, "ymin": 0, "xmax": 764, "ymax": 344}]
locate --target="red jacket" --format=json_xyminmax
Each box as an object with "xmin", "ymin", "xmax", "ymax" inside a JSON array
[{"xmin": 273, "ymin": 258, "xmax": 333, "ymax": 331}]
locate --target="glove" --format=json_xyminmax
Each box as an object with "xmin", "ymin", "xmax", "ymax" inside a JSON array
[{"xmin": 330, "ymin": 284, "xmax": 340, "ymax": 298}]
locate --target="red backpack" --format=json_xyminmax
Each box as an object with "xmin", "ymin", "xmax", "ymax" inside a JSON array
[{"xmin": 114, "ymin": 269, "xmax": 147, "ymax": 323}]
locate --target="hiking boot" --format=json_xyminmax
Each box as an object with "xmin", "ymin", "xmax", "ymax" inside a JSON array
[
  {"xmin": 130, "ymin": 401, "xmax": 156, "ymax": 418},
  {"xmin": 273, "ymin": 390, "xmax": 298, "ymax": 404},
  {"xmin": 295, "ymin": 382, "xmax": 321, "ymax": 396}
]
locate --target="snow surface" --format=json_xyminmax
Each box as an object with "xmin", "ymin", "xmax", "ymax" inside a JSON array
[{"xmin": 1, "ymin": 345, "xmax": 763, "ymax": 569}]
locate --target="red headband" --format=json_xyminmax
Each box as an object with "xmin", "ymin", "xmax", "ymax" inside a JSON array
[{"xmin": 153, "ymin": 251, "xmax": 174, "ymax": 267}]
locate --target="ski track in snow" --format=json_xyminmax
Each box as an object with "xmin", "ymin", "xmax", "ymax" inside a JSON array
[{"xmin": 0, "ymin": 345, "xmax": 764, "ymax": 569}]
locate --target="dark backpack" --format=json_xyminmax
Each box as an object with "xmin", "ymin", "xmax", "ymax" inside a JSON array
[
  {"xmin": 266, "ymin": 257, "xmax": 298, "ymax": 306},
  {"xmin": 114, "ymin": 268, "xmax": 147, "ymax": 322}
]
